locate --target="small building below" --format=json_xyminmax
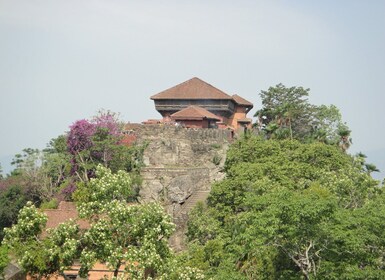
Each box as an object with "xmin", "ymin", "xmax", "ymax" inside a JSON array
[{"xmin": 170, "ymin": 105, "xmax": 220, "ymax": 128}]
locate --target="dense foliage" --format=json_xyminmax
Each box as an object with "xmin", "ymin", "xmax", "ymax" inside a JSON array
[
  {"xmin": 67, "ymin": 110, "xmax": 146, "ymax": 184},
  {"xmin": 255, "ymin": 84, "xmax": 352, "ymax": 151},
  {"xmin": 0, "ymin": 110, "xmax": 145, "ymax": 242},
  {"xmin": 3, "ymin": 165, "xmax": 205, "ymax": 279},
  {"xmin": 1, "ymin": 88, "xmax": 383, "ymax": 279},
  {"xmin": 0, "ymin": 244, "xmax": 9, "ymax": 277},
  {"xmin": 184, "ymin": 136, "xmax": 383, "ymax": 279}
]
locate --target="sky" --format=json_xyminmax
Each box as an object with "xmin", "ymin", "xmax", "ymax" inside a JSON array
[{"xmin": 0, "ymin": 0, "xmax": 384, "ymax": 180}]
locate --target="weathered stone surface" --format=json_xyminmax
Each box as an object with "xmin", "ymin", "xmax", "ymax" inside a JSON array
[
  {"xmin": 128, "ymin": 124, "xmax": 230, "ymax": 251},
  {"xmin": 167, "ymin": 175, "xmax": 193, "ymax": 203}
]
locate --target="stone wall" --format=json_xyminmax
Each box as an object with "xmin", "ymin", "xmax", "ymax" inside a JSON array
[
  {"xmin": 128, "ymin": 124, "xmax": 231, "ymax": 167},
  {"xmin": 129, "ymin": 124, "xmax": 231, "ymax": 250}
]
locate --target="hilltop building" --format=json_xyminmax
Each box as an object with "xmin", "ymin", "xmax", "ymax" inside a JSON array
[{"xmin": 150, "ymin": 77, "xmax": 253, "ymax": 132}]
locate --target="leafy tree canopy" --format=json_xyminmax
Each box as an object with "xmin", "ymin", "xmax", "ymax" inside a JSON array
[
  {"xmin": 0, "ymin": 185, "xmax": 27, "ymax": 240},
  {"xmin": 67, "ymin": 110, "xmax": 146, "ymax": 185},
  {"xmin": 255, "ymin": 84, "xmax": 352, "ymax": 151},
  {"xmin": 0, "ymin": 110, "xmax": 149, "ymax": 253},
  {"xmin": 185, "ymin": 136, "xmax": 383, "ymax": 279},
  {"xmin": 0, "ymin": 245, "xmax": 9, "ymax": 277},
  {"xmin": 3, "ymin": 165, "xmax": 205, "ymax": 279}
]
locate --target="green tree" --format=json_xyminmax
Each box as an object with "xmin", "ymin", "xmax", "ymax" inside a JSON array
[
  {"xmin": 255, "ymin": 84, "xmax": 351, "ymax": 149},
  {"xmin": 0, "ymin": 244, "xmax": 9, "ymax": 278},
  {"xmin": 209, "ymin": 137, "xmax": 357, "ymax": 215},
  {"xmin": 8, "ymin": 148, "xmax": 47, "ymax": 203},
  {"xmin": 42, "ymin": 135, "xmax": 72, "ymax": 191},
  {"xmin": 187, "ymin": 202, "xmax": 223, "ymax": 245},
  {"xmin": 318, "ymin": 193, "xmax": 385, "ymax": 279},
  {"xmin": 74, "ymin": 165, "xmax": 175, "ymax": 278},
  {"xmin": 9, "ymin": 148, "xmax": 39, "ymax": 179},
  {"xmin": 185, "ymin": 136, "xmax": 383, "ymax": 279},
  {"xmin": 5, "ymin": 111, "xmax": 145, "ymax": 204},
  {"xmin": 2, "ymin": 202, "xmax": 50, "ymax": 276},
  {"xmin": 237, "ymin": 186, "xmax": 337, "ymax": 279},
  {"xmin": 3, "ymin": 165, "xmax": 202, "ymax": 279},
  {"xmin": 79, "ymin": 202, "xmax": 175, "ymax": 278},
  {"xmin": 313, "ymin": 104, "xmax": 344, "ymax": 144},
  {"xmin": 8, "ymin": 147, "xmax": 69, "ymax": 203},
  {"xmin": 67, "ymin": 113, "xmax": 146, "ymax": 188},
  {"xmin": 2, "ymin": 202, "xmax": 82, "ymax": 278},
  {"xmin": 0, "ymin": 185, "xmax": 27, "ymax": 240},
  {"xmin": 255, "ymin": 84, "xmax": 316, "ymax": 140}
]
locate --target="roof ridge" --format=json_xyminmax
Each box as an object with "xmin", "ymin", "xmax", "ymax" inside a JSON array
[
  {"xmin": 192, "ymin": 77, "xmax": 233, "ymax": 98},
  {"xmin": 151, "ymin": 77, "xmax": 233, "ymax": 100},
  {"xmin": 171, "ymin": 105, "xmax": 220, "ymax": 120}
]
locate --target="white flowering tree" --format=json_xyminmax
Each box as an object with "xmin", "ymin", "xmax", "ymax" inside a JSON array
[
  {"xmin": 3, "ymin": 202, "xmax": 50, "ymax": 276},
  {"xmin": 4, "ymin": 165, "xmax": 205, "ymax": 279},
  {"xmin": 73, "ymin": 165, "xmax": 178, "ymax": 279},
  {"xmin": 3, "ymin": 202, "xmax": 81, "ymax": 278}
]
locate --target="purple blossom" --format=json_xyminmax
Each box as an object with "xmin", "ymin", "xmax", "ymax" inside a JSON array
[
  {"xmin": 61, "ymin": 183, "xmax": 77, "ymax": 200},
  {"xmin": 92, "ymin": 111, "xmax": 121, "ymax": 137},
  {"xmin": 67, "ymin": 119, "xmax": 96, "ymax": 155}
]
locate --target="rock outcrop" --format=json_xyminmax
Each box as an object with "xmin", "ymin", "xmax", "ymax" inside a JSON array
[{"xmin": 126, "ymin": 124, "xmax": 231, "ymax": 250}]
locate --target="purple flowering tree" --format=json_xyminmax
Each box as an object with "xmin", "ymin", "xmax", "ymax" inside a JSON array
[
  {"xmin": 65, "ymin": 110, "xmax": 144, "ymax": 199},
  {"xmin": 66, "ymin": 111, "xmax": 134, "ymax": 184},
  {"xmin": 67, "ymin": 119, "xmax": 97, "ymax": 182},
  {"xmin": 91, "ymin": 110, "xmax": 122, "ymax": 138},
  {"xmin": 67, "ymin": 119, "xmax": 96, "ymax": 155}
]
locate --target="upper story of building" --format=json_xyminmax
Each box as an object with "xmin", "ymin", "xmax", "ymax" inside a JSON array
[{"xmin": 150, "ymin": 77, "xmax": 253, "ymax": 131}]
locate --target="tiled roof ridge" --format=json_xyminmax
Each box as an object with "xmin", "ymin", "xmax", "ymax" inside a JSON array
[
  {"xmin": 189, "ymin": 77, "xmax": 232, "ymax": 98},
  {"xmin": 150, "ymin": 77, "xmax": 233, "ymax": 100},
  {"xmin": 171, "ymin": 105, "xmax": 220, "ymax": 120}
]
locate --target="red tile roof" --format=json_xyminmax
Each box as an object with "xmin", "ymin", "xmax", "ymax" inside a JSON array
[
  {"xmin": 171, "ymin": 106, "xmax": 221, "ymax": 121},
  {"xmin": 232, "ymin": 94, "xmax": 253, "ymax": 107},
  {"xmin": 58, "ymin": 201, "xmax": 77, "ymax": 210},
  {"xmin": 151, "ymin": 77, "xmax": 233, "ymax": 100},
  {"xmin": 42, "ymin": 202, "xmax": 89, "ymax": 237}
]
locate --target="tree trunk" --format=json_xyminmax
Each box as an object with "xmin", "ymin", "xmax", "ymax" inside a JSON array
[
  {"xmin": 288, "ymin": 117, "xmax": 293, "ymax": 140},
  {"xmin": 113, "ymin": 261, "xmax": 121, "ymax": 278}
]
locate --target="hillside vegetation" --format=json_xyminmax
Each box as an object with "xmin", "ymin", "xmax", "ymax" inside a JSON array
[
  {"xmin": 184, "ymin": 136, "xmax": 383, "ymax": 279},
  {"xmin": 1, "ymin": 85, "xmax": 383, "ymax": 279}
]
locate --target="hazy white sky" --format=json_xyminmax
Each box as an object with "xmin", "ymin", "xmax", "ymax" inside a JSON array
[{"xmin": 0, "ymin": 0, "xmax": 384, "ymax": 179}]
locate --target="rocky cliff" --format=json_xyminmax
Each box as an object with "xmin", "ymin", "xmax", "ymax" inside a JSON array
[{"xmin": 126, "ymin": 124, "xmax": 231, "ymax": 250}]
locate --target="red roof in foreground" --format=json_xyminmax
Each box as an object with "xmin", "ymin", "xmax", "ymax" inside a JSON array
[
  {"xmin": 171, "ymin": 106, "xmax": 221, "ymax": 121},
  {"xmin": 43, "ymin": 202, "xmax": 89, "ymax": 237},
  {"xmin": 151, "ymin": 77, "xmax": 233, "ymax": 100}
]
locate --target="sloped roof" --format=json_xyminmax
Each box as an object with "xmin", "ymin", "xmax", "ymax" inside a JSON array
[
  {"xmin": 42, "ymin": 202, "xmax": 89, "ymax": 237},
  {"xmin": 171, "ymin": 106, "xmax": 221, "ymax": 121},
  {"xmin": 151, "ymin": 77, "xmax": 233, "ymax": 100},
  {"xmin": 232, "ymin": 94, "xmax": 253, "ymax": 107}
]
